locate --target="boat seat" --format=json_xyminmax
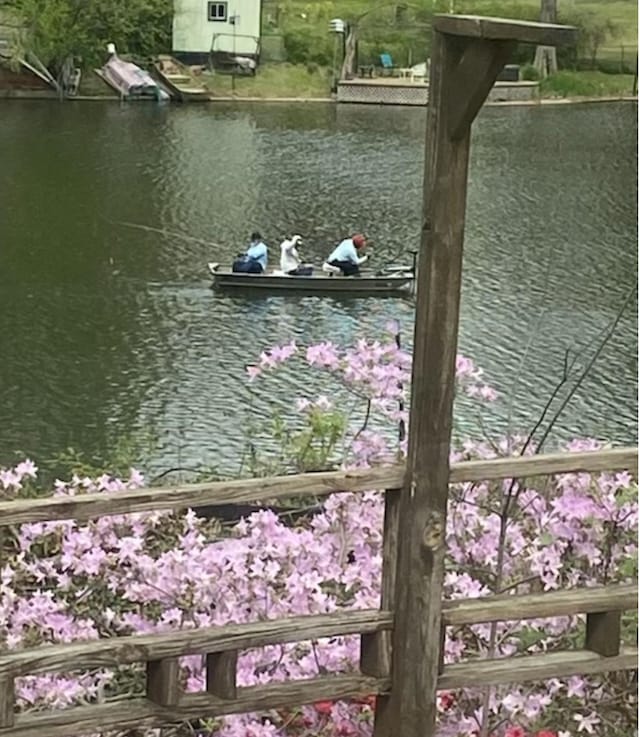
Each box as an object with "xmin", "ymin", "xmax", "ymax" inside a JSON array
[{"xmin": 322, "ymin": 262, "xmax": 341, "ymax": 276}]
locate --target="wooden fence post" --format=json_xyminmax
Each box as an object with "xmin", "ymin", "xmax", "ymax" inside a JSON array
[
  {"xmin": 366, "ymin": 488, "xmax": 400, "ymax": 736},
  {"xmin": 0, "ymin": 675, "xmax": 14, "ymax": 728},
  {"xmin": 585, "ymin": 610, "xmax": 622, "ymax": 657},
  {"xmin": 385, "ymin": 15, "xmax": 577, "ymax": 737},
  {"xmin": 386, "ymin": 26, "xmax": 474, "ymax": 736},
  {"xmin": 206, "ymin": 650, "xmax": 238, "ymax": 699},
  {"xmin": 147, "ymin": 658, "xmax": 181, "ymax": 707}
]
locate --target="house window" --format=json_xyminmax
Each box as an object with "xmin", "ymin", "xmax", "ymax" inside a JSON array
[{"xmin": 208, "ymin": 1, "xmax": 228, "ymax": 21}]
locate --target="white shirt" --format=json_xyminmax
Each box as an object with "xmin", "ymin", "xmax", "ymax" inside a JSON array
[{"xmin": 280, "ymin": 238, "xmax": 301, "ymax": 273}]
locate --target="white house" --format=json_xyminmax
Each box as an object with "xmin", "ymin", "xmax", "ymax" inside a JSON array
[{"xmin": 172, "ymin": 0, "xmax": 262, "ymax": 65}]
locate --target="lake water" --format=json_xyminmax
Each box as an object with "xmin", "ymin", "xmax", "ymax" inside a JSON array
[{"xmin": 0, "ymin": 100, "xmax": 637, "ymax": 478}]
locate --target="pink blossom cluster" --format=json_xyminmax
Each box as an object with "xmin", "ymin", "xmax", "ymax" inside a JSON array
[
  {"xmin": 246, "ymin": 322, "xmax": 497, "ymax": 466},
  {"xmin": 0, "ymin": 334, "xmax": 636, "ymax": 737}
]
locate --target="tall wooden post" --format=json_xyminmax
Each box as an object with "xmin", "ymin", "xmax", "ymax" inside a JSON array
[{"xmin": 381, "ymin": 15, "xmax": 577, "ymax": 737}]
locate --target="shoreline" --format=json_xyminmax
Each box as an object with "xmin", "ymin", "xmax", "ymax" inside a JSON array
[{"xmin": 1, "ymin": 92, "xmax": 637, "ymax": 107}]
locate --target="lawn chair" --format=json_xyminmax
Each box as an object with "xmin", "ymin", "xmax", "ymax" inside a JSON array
[{"xmin": 379, "ymin": 53, "xmax": 395, "ymax": 76}]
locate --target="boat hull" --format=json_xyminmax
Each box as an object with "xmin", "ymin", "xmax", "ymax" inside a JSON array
[
  {"xmin": 210, "ymin": 269, "xmax": 414, "ymax": 295},
  {"xmin": 152, "ymin": 56, "xmax": 209, "ymax": 102},
  {"xmin": 94, "ymin": 67, "xmax": 166, "ymax": 100}
]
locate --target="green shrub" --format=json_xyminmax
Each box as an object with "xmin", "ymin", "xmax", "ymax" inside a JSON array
[
  {"xmin": 521, "ymin": 64, "xmax": 541, "ymax": 81},
  {"xmin": 283, "ymin": 27, "xmax": 332, "ymax": 66},
  {"xmin": 540, "ymin": 70, "xmax": 635, "ymax": 97}
]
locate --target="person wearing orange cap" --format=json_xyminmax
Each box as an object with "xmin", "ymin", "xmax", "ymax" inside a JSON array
[{"xmin": 324, "ymin": 233, "xmax": 368, "ymax": 276}]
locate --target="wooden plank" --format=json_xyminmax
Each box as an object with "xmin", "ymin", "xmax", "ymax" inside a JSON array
[
  {"xmin": 586, "ymin": 610, "xmax": 622, "ymax": 657},
  {"xmin": 0, "ymin": 609, "xmax": 393, "ymax": 678},
  {"xmin": 388, "ymin": 27, "xmax": 471, "ymax": 737},
  {"xmin": 433, "ymin": 14, "xmax": 577, "ymax": 47},
  {"xmin": 449, "ymin": 446, "xmax": 638, "ymax": 484},
  {"xmin": 1, "ymin": 674, "xmax": 390, "ymax": 737},
  {"xmin": 1, "ymin": 645, "xmax": 635, "ymax": 737},
  {"xmin": 442, "ymin": 584, "xmax": 637, "ymax": 626},
  {"xmin": 146, "ymin": 658, "xmax": 180, "ymax": 707},
  {"xmin": 0, "ymin": 467, "xmax": 405, "ymax": 527},
  {"xmin": 0, "ymin": 676, "xmax": 14, "ymax": 728},
  {"xmin": 206, "ymin": 651, "xmax": 238, "ymax": 699},
  {"xmin": 438, "ymin": 646, "xmax": 638, "ymax": 689},
  {"xmin": 0, "ymin": 447, "xmax": 635, "ymax": 528},
  {"xmin": 371, "ymin": 490, "xmax": 401, "ymax": 735},
  {"xmin": 447, "ymin": 38, "xmax": 515, "ymax": 140}
]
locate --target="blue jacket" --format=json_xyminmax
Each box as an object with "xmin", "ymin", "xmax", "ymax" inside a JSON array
[
  {"xmin": 246, "ymin": 240, "xmax": 268, "ymax": 270},
  {"xmin": 328, "ymin": 238, "xmax": 359, "ymax": 264}
]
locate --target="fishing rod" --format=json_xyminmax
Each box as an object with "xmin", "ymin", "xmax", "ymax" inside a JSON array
[
  {"xmin": 371, "ymin": 240, "xmax": 418, "ymax": 276},
  {"xmin": 107, "ymin": 218, "xmax": 224, "ymax": 250}
]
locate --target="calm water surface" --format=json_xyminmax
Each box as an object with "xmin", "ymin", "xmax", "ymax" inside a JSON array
[{"xmin": 0, "ymin": 100, "xmax": 637, "ymax": 476}]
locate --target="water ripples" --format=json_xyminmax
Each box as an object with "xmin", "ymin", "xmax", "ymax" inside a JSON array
[{"xmin": 0, "ymin": 100, "xmax": 636, "ymax": 475}]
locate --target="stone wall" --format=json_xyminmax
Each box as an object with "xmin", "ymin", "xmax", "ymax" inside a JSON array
[
  {"xmin": 337, "ymin": 81, "xmax": 428, "ymax": 106},
  {"xmin": 337, "ymin": 80, "xmax": 539, "ymax": 106}
]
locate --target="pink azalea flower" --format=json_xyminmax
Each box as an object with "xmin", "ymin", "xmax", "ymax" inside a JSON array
[{"xmin": 573, "ymin": 712, "xmax": 600, "ymax": 733}]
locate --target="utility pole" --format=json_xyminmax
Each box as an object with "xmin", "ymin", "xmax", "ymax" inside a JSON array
[
  {"xmin": 329, "ymin": 18, "xmax": 345, "ymax": 92},
  {"xmin": 230, "ymin": 12, "xmax": 239, "ymax": 96}
]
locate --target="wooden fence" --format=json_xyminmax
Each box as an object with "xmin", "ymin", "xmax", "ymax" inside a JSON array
[
  {"xmin": 0, "ymin": 13, "xmax": 637, "ymax": 737},
  {"xmin": 0, "ymin": 446, "xmax": 637, "ymax": 737}
]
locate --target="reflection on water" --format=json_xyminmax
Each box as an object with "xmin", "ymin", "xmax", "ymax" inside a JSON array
[{"xmin": 0, "ymin": 100, "xmax": 636, "ymax": 474}]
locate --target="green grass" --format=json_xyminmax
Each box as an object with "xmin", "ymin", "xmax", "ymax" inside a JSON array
[
  {"xmin": 539, "ymin": 69, "xmax": 636, "ymax": 98},
  {"xmin": 575, "ymin": 0, "xmax": 638, "ymax": 48},
  {"xmin": 204, "ymin": 63, "xmax": 332, "ymax": 98},
  {"xmin": 207, "ymin": 65, "xmax": 636, "ymax": 101}
]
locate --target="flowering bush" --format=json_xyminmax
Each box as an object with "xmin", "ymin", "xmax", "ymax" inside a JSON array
[{"xmin": 0, "ymin": 326, "xmax": 636, "ymax": 737}]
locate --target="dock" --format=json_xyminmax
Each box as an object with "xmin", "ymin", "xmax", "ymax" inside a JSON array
[{"xmin": 337, "ymin": 76, "xmax": 539, "ymax": 106}]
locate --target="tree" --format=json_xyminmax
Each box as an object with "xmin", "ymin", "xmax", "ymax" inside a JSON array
[
  {"xmin": 533, "ymin": 0, "xmax": 557, "ymax": 78},
  {"xmin": 10, "ymin": 0, "xmax": 173, "ymax": 73},
  {"xmin": 557, "ymin": 8, "xmax": 621, "ymax": 71}
]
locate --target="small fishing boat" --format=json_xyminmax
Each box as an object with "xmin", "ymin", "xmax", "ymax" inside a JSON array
[
  {"xmin": 152, "ymin": 55, "xmax": 209, "ymax": 102},
  {"xmin": 95, "ymin": 44, "xmax": 170, "ymax": 101},
  {"xmin": 207, "ymin": 263, "xmax": 415, "ymax": 295}
]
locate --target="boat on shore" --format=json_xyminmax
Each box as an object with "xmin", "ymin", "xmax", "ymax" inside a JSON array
[
  {"xmin": 95, "ymin": 44, "xmax": 170, "ymax": 101},
  {"xmin": 151, "ymin": 55, "xmax": 209, "ymax": 102},
  {"xmin": 207, "ymin": 263, "xmax": 415, "ymax": 295}
]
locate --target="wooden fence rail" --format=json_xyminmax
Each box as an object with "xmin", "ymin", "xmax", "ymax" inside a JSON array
[
  {"xmin": 0, "ymin": 446, "xmax": 637, "ymax": 737},
  {"xmin": 0, "ymin": 446, "xmax": 636, "ymax": 526},
  {"xmin": 0, "ymin": 585, "xmax": 635, "ymax": 736}
]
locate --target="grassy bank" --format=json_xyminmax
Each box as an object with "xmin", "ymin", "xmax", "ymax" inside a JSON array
[
  {"xmin": 79, "ymin": 62, "xmax": 637, "ymax": 101},
  {"xmin": 206, "ymin": 64, "xmax": 637, "ymax": 102},
  {"xmin": 539, "ymin": 70, "xmax": 636, "ymax": 98},
  {"xmin": 204, "ymin": 63, "xmax": 332, "ymax": 99}
]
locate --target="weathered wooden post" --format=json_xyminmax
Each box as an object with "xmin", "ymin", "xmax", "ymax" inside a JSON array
[{"xmin": 376, "ymin": 15, "xmax": 577, "ymax": 737}]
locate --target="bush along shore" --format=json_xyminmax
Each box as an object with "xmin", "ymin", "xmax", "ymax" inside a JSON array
[{"xmin": 1, "ymin": 326, "xmax": 637, "ymax": 737}]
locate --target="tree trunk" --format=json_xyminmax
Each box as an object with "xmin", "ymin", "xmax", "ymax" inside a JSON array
[
  {"xmin": 533, "ymin": 0, "xmax": 558, "ymax": 77},
  {"xmin": 340, "ymin": 27, "xmax": 357, "ymax": 80}
]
